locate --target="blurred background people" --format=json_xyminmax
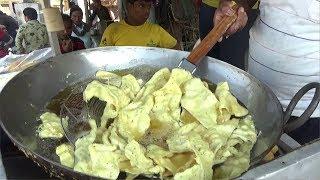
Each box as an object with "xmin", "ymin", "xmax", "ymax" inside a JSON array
[
  {"xmin": 70, "ymin": 6, "xmax": 94, "ymax": 48},
  {"xmin": 58, "ymin": 14, "xmax": 85, "ymax": 54},
  {"xmin": 15, "ymin": 7, "xmax": 49, "ymax": 54}
]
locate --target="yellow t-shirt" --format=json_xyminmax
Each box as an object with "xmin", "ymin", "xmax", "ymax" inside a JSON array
[
  {"xmin": 202, "ymin": 0, "xmax": 259, "ymax": 9},
  {"xmin": 202, "ymin": 0, "xmax": 219, "ymax": 8},
  {"xmin": 100, "ymin": 20, "xmax": 177, "ymax": 49}
]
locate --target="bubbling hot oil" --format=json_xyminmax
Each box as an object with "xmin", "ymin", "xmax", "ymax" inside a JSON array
[{"xmin": 45, "ymin": 69, "xmax": 246, "ymax": 150}]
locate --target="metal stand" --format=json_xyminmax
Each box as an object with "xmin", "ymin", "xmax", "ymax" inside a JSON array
[
  {"xmin": 278, "ymin": 133, "xmax": 301, "ymax": 153},
  {"xmin": 239, "ymin": 139, "xmax": 320, "ymax": 179}
]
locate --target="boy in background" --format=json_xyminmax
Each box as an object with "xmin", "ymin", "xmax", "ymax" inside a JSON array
[
  {"xmin": 100, "ymin": 0, "xmax": 179, "ymax": 49},
  {"xmin": 58, "ymin": 14, "xmax": 85, "ymax": 54}
]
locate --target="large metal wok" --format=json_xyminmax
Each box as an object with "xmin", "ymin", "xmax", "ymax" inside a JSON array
[{"xmin": 0, "ymin": 47, "xmax": 319, "ymax": 179}]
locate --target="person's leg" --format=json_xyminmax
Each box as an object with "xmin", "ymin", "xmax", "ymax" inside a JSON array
[
  {"xmin": 199, "ymin": 3, "xmax": 220, "ymax": 59},
  {"xmin": 218, "ymin": 9, "xmax": 259, "ymax": 70},
  {"xmin": 288, "ymin": 117, "xmax": 320, "ymax": 144}
]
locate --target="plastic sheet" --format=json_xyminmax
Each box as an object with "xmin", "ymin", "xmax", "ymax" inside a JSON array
[
  {"xmin": 0, "ymin": 47, "xmax": 53, "ymax": 74},
  {"xmin": 0, "ymin": 47, "xmax": 53, "ymax": 92}
]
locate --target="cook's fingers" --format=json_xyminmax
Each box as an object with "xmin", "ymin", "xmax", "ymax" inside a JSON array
[
  {"xmin": 226, "ymin": 23, "xmax": 240, "ymax": 36},
  {"xmin": 213, "ymin": 9, "xmax": 223, "ymax": 27},
  {"xmin": 214, "ymin": 1, "xmax": 235, "ymax": 26},
  {"xmin": 236, "ymin": 7, "xmax": 247, "ymax": 29},
  {"xmin": 237, "ymin": 7, "xmax": 247, "ymax": 25},
  {"xmin": 214, "ymin": 2, "xmax": 246, "ymax": 42},
  {"xmin": 226, "ymin": 7, "xmax": 247, "ymax": 36},
  {"xmin": 221, "ymin": 5, "xmax": 235, "ymax": 16},
  {"xmin": 220, "ymin": 1, "xmax": 234, "ymax": 16},
  {"xmin": 214, "ymin": 9, "xmax": 227, "ymax": 42}
]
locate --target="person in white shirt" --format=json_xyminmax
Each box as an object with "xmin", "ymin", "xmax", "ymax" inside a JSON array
[
  {"xmin": 214, "ymin": 0, "xmax": 320, "ymax": 144},
  {"xmin": 70, "ymin": 6, "xmax": 94, "ymax": 48}
]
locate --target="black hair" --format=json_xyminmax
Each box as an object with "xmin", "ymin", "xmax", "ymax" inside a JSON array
[
  {"xmin": 92, "ymin": 0, "xmax": 101, "ymax": 4},
  {"xmin": 70, "ymin": 5, "xmax": 83, "ymax": 16},
  {"xmin": 69, "ymin": 1, "xmax": 76, "ymax": 7},
  {"xmin": 61, "ymin": 14, "xmax": 72, "ymax": 24},
  {"xmin": 23, "ymin": 7, "xmax": 37, "ymax": 20}
]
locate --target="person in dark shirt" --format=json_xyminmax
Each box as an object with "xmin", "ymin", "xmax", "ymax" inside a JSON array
[
  {"xmin": 58, "ymin": 14, "xmax": 85, "ymax": 54},
  {"xmin": 89, "ymin": 0, "xmax": 113, "ymax": 27},
  {"xmin": 0, "ymin": 11, "xmax": 19, "ymax": 45}
]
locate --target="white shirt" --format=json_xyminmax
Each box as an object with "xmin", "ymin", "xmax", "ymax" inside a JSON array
[
  {"xmin": 71, "ymin": 25, "xmax": 93, "ymax": 49},
  {"xmin": 248, "ymin": 0, "xmax": 320, "ymax": 117}
]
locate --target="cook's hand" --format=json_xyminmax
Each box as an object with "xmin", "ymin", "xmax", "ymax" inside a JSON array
[
  {"xmin": 61, "ymin": 39, "xmax": 73, "ymax": 53},
  {"xmin": 214, "ymin": 1, "xmax": 248, "ymax": 41}
]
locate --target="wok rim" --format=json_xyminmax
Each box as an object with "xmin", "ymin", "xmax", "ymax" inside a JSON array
[{"xmin": 0, "ymin": 46, "xmax": 285, "ymax": 178}]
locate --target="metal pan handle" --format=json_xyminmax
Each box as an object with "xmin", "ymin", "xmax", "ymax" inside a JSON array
[{"xmin": 283, "ymin": 82, "xmax": 320, "ymax": 133}]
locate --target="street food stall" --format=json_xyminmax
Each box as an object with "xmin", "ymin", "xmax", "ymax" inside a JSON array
[
  {"xmin": 0, "ymin": 0, "xmax": 319, "ymax": 179},
  {"xmin": 0, "ymin": 47, "xmax": 319, "ymax": 179}
]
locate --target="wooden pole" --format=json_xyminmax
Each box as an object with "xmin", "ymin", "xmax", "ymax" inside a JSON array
[{"xmin": 39, "ymin": 0, "xmax": 62, "ymax": 56}]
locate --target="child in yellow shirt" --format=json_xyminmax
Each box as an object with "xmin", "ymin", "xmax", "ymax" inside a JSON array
[{"xmin": 100, "ymin": 0, "xmax": 178, "ymax": 49}]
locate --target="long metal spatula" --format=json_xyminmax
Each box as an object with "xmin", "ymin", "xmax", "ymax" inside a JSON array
[{"xmin": 178, "ymin": 2, "xmax": 239, "ymax": 73}]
